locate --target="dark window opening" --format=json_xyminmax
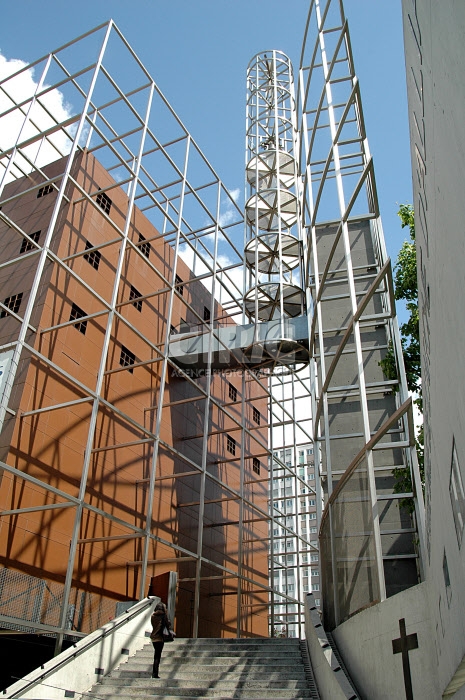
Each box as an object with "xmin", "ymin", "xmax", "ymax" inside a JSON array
[
  {"xmin": 203, "ymin": 306, "xmax": 211, "ymax": 322},
  {"xmin": 228, "ymin": 383, "xmax": 237, "ymax": 402},
  {"xmin": 96, "ymin": 190, "xmax": 112, "ymax": 215},
  {"xmin": 170, "ymin": 325, "xmax": 177, "ymax": 335},
  {"xmin": 138, "ymin": 233, "xmax": 151, "ymax": 259},
  {"xmin": 120, "ymin": 345, "xmax": 136, "ymax": 373},
  {"xmin": 253, "ymin": 457, "xmax": 261, "ymax": 475},
  {"xmin": 20, "ymin": 230, "xmax": 41, "ymax": 254},
  {"xmin": 37, "ymin": 184, "xmax": 54, "ymax": 198},
  {"xmin": 443, "ymin": 549, "xmax": 452, "ymax": 606},
  {"xmin": 83, "ymin": 240, "xmax": 101, "ymax": 271},
  {"xmin": 69, "ymin": 303, "xmax": 87, "ymax": 335},
  {"xmin": 226, "ymin": 434, "xmax": 236, "ymax": 456},
  {"xmin": 1, "ymin": 292, "xmax": 23, "ymax": 318},
  {"xmin": 129, "ymin": 285, "xmax": 142, "ymax": 312},
  {"xmin": 252, "ymin": 406, "xmax": 261, "ymax": 425},
  {"xmin": 175, "ymin": 274, "xmax": 183, "ymax": 296}
]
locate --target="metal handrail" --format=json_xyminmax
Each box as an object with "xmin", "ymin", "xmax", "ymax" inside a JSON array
[{"xmin": 4, "ymin": 596, "xmax": 156, "ymax": 698}]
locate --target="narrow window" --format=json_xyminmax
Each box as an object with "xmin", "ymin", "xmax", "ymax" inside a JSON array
[
  {"xmin": 83, "ymin": 240, "xmax": 101, "ymax": 271},
  {"xmin": 443, "ymin": 550, "xmax": 452, "ymax": 606},
  {"xmin": 120, "ymin": 345, "xmax": 136, "ymax": 373},
  {"xmin": 37, "ymin": 184, "xmax": 54, "ymax": 198},
  {"xmin": 138, "ymin": 233, "xmax": 151, "ymax": 259},
  {"xmin": 96, "ymin": 190, "xmax": 112, "ymax": 215},
  {"xmin": 175, "ymin": 274, "xmax": 183, "ymax": 296},
  {"xmin": 203, "ymin": 306, "xmax": 210, "ymax": 322},
  {"xmin": 450, "ymin": 439, "xmax": 465, "ymax": 546},
  {"xmin": 69, "ymin": 303, "xmax": 87, "ymax": 335},
  {"xmin": 226, "ymin": 434, "xmax": 236, "ymax": 456},
  {"xmin": 129, "ymin": 285, "xmax": 142, "ymax": 312},
  {"xmin": 20, "ymin": 230, "xmax": 40, "ymax": 254},
  {"xmin": 253, "ymin": 457, "xmax": 261, "ymax": 475},
  {"xmin": 252, "ymin": 406, "xmax": 261, "ymax": 425},
  {"xmin": 228, "ymin": 382, "xmax": 237, "ymax": 402},
  {"xmin": 1, "ymin": 292, "xmax": 23, "ymax": 318}
]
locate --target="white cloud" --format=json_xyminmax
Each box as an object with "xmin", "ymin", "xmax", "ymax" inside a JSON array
[
  {"xmin": 199, "ymin": 187, "xmax": 242, "ymax": 245},
  {"xmin": 0, "ymin": 51, "xmax": 75, "ymax": 183},
  {"xmin": 219, "ymin": 187, "xmax": 241, "ymax": 227},
  {"xmin": 229, "ymin": 187, "xmax": 240, "ymax": 203},
  {"xmin": 179, "ymin": 244, "xmax": 244, "ymax": 315}
]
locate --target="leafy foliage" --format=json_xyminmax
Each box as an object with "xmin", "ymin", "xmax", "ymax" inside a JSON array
[{"xmin": 379, "ymin": 204, "xmax": 424, "ymax": 510}]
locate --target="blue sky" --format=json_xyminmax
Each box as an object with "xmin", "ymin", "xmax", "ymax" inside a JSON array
[{"xmin": 0, "ymin": 0, "xmax": 412, "ymax": 265}]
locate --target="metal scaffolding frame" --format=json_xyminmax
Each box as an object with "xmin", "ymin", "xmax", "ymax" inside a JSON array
[
  {"xmin": 298, "ymin": 0, "xmax": 426, "ymax": 628},
  {"xmin": 0, "ymin": 1, "xmax": 426, "ymax": 649},
  {"xmin": 0, "ymin": 20, "xmax": 312, "ymax": 650}
]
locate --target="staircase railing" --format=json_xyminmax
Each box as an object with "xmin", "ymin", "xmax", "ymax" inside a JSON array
[
  {"xmin": 2, "ymin": 596, "xmax": 158, "ymax": 699},
  {"xmin": 303, "ymin": 592, "xmax": 358, "ymax": 700}
]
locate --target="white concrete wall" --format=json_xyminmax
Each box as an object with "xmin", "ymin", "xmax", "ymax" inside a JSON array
[
  {"xmin": 402, "ymin": 0, "xmax": 465, "ymax": 694},
  {"xmin": 332, "ymin": 583, "xmax": 439, "ymax": 699},
  {"xmin": 4, "ymin": 597, "xmax": 158, "ymax": 699}
]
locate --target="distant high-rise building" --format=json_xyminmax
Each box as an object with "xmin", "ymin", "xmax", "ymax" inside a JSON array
[{"xmin": 270, "ymin": 444, "xmax": 320, "ymax": 639}]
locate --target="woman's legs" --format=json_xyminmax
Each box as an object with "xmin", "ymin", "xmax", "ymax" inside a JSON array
[{"xmin": 152, "ymin": 641, "xmax": 165, "ymax": 678}]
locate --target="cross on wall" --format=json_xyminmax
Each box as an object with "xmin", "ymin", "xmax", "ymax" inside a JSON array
[{"xmin": 392, "ymin": 618, "xmax": 419, "ymax": 700}]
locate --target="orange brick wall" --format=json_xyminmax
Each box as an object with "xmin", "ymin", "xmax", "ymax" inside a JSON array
[{"xmin": 0, "ymin": 151, "xmax": 269, "ymax": 637}]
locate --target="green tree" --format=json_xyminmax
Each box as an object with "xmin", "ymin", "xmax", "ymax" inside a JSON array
[{"xmin": 380, "ymin": 204, "xmax": 423, "ymax": 510}]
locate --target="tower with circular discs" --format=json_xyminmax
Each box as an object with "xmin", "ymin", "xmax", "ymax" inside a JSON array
[{"xmin": 244, "ymin": 51, "xmax": 308, "ymax": 372}]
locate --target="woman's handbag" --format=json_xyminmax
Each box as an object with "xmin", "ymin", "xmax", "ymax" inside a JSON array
[
  {"xmin": 162, "ymin": 625, "xmax": 175, "ymax": 642},
  {"xmin": 162, "ymin": 615, "xmax": 175, "ymax": 642}
]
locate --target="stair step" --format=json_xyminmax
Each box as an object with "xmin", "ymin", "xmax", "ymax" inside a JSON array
[
  {"xmin": 89, "ymin": 690, "xmax": 313, "ymax": 699},
  {"xmin": 123, "ymin": 662, "xmax": 307, "ymax": 671},
  {"xmin": 86, "ymin": 697, "xmax": 311, "ymax": 700},
  {"xmin": 99, "ymin": 679, "xmax": 309, "ymax": 689},
  {"xmin": 132, "ymin": 647, "xmax": 300, "ymax": 659},
  {"xmin": 115, "ymin": 671, "xmax": 307, "ymax": 681},
  {"xmin": 163, "ymin": 638, "xmax": 299, "ymax": 644}
]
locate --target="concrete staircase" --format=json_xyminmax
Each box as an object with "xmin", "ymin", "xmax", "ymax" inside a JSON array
[{"xmin": 85, "ymin": 637, "xmax": 320, "ymax": 699}]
